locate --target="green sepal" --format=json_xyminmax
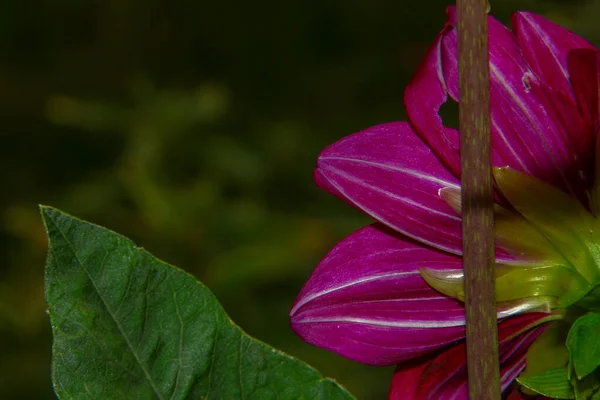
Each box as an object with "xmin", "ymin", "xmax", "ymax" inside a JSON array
[
  {"xmin": 420, "ymin": 263, "xmax": 588, "ymax": 307},
  {"xmin": 521, "ymin": 321, "xmax": 570, "ymax": 380},
  {"xmin": 495, "ymin": 265, "xmax": 589, "ymax": 307},
  {"xmin": 517, "ymin": 367, "xmax": 574, "ymax": 399},
  {"xmin": 439, "ymin": 186, "xmax": 565, "ymax": 263},
  {"xmin": 495, "ymin": 203, "xmax": 567, "ymax": 264},
  {"xmin": 419, "ymin": 267, "xmax": 464, "ymax": 299},
  {"xmin": 494, "ymin": 167, "xmax": 600, "ymax": 283},
  {"xmin": 567, "ymin": 313, "xmax": 600, "ymax": 380}
]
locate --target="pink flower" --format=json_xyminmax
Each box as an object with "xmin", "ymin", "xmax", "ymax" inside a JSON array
[{"xmin": 290, "ymin": 6, "xmax": 600, "ymax": 399}]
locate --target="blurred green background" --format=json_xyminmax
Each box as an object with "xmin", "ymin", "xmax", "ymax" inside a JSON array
[{"xmin": 1, "ymin": 0, "xmax": 599, "ymax": 398}]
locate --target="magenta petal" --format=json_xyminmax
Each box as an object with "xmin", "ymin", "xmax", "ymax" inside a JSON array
[
  {"xmin": 568, "ymin": 49, "xmax": 600, "ymax": 131},
  {"xmin": 290, "ymin": 224, "xmax": 466, "ymax": 365},
  {"xmin": 404, "ymin": 20, "xmax": 461, "ymax": 177},
  {"xmin": 451, "ymin": 9, "xmax": 586, "ymax": 196},
  {"xmin": 407, "ymin": 6, "xmax": 589, "ymax": 200},
  {"xmin": 511, "ymin": 11, "xmax": 594, "ymax": 117},
  {"xmin": 314, "ymin": 121, "xmax": 464, "ymax": 255},
  {"xmin": 511, "ymin": 11, "xmax": 595, "ymax": 97},
  {"xmin": 512, "ymin": 12, "xmax": 595, "ymax": 188},
  {"xmin": 388, "ymin": 313, "xmax": 549, "ymax": 400}
]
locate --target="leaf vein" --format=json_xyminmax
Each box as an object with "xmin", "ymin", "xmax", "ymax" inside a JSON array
[{"xmin": 47, "ymin": 214, "xmax": 166, "ymax": 400}]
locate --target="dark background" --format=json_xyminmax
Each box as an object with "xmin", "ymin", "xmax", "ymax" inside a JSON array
[{"xmin": 1, "ymin": 0, "xmax": 598, "ymax": 398}]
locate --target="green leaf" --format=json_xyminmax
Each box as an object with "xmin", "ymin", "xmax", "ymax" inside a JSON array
[
  {"xmin": 570, "ymin": 369, "xmax": 600, "ymax": 400},
  {"xmin": 41, "ymin": 206, "xmax": 354, "ymax": 400},
  {"xmin": 517, "ymin": 367, "xmax": 574, "ymax": 399},
  {"xmin": 574, "ymin": 284, "xmax": 600, "ymax": 312},
  {"xmin": 567, "ymin": 313, "xmax": 600, "ymax": 380}
]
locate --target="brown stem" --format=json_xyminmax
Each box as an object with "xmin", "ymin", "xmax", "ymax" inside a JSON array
[{"xmin": 457, "ymin": 1, "xmax": 500, "ymax": 399}]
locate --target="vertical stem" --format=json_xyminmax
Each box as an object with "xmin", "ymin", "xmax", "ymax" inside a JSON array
[{"xmin": 456, "ymin": 1, "xmax": 500, "ymax": 399}]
